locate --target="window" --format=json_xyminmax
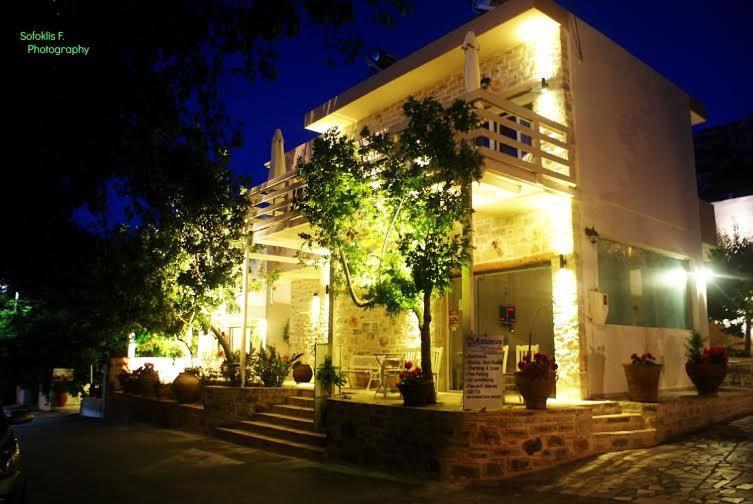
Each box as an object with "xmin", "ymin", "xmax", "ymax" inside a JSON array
[{"xmin": 597, "ymin": 239, "xmax": 692, "ymax": 329}]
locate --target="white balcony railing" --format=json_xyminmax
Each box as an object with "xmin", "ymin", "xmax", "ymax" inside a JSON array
[{"xmin": 249, "ymin": 90, "xmax": 574, "ymax": 242}]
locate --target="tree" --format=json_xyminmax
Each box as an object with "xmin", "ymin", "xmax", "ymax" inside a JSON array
[
  {"xmin": 297, "ymin": 97, "xmax": 483, "ymax": 401},
  {"xmin": 4, "ymin": 1, "xmax": 411, "ymax": 367},
  {"xmin": 707, "ymin": 230, "xmax": 753, "ymax": 356}
]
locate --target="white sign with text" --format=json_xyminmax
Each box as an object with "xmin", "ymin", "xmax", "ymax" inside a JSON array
[{"xmin": 462, "ymin": 335, "xmax": 505, "ymax": 411}]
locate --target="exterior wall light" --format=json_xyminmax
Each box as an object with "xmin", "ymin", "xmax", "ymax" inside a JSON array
[
  {"xmin": 541, "ymin": 77, "xmax": 549, "ymax": 90},
  {"xmin": 584, "ymin": 226, "xmax": 599, "ymax": 245},
  {"xmin": 559, "ymin": 253, "xmax": 567, "ymax": 268},
  {"xmin": 480, "ymin": 75, "xmax": 491, "ymax": 89}
]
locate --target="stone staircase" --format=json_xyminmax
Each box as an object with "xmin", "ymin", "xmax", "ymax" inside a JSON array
[
  {"xmin": 590, "ymin": 401, "xmax": 657, "ymax": 452},
  {"xmin": 214, "ymin": 389, "xmax": 326, "ymax": 459}
]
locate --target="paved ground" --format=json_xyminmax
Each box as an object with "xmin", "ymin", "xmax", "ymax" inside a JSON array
[
  {"xmin": 513, "ymin": 415, "xmax": 753, "ymax": 504},
  {"xmin": 12, "ymin": 411, "xmax": 753, "ymax": 504}
]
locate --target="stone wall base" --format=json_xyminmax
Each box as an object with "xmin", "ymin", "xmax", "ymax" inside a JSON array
[{"xmin": 106, "ymin": 393, "xmax": 208, "ymax": 434}]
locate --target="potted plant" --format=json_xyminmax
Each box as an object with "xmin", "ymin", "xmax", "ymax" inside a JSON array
[
  {"xmin": 315, "ymin": 357, "xmax": 347, "ymax": 397},
  {"xmin": 172, "ymin": 366, "xmax": 201, "ymax": 403},
  {"xmin": 396, "ymin": 361, "xmax": 434, "ymax": 406},
  {"xmin": 685, "ymin": 332, "xmax": 728, "ymax": 396},
  {"xmin": 293, "ymin": 362, "xmax": 313, "ymax": 384},
  {"xmin": 251, "ymin": 346, "xmax": 303, "ymax": 387},
  {"xmin": 623, "ymin": 353, "xmax": 662, "ymax": 402},
  {"xmin": 51, "ymin": 380, "xmax": 69, "ymax": 407},
  {"xmin": 515, "ymin": 352, "xmax": 557, "ymax": 410}
]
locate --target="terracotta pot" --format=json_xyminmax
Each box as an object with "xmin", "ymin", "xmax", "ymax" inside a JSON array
[
  {"xmin": 685, "ymin": 362, "xmax": 727, "ymax": 396},
  {"xmin": 396, "ymin": 381, "xmax": 435, "ymax": 407},
  {"xmin": 515, "ymin": 374, "xmax": 556, "ymax": 410},
  {"xmin": 293, "ymin": 364, "xmax": 313, "ymax": 384},
  {"xmin": 138, "ymin": 367, "xmax": 160, "ymax": 397},
  {"xmin": 172, "ymin": 372, "xmax": 201, "ymax": 403},
  {"xmin": 53, "ymin": 391, "xmax": 68, "ymax": 407},
  {"xmin": 623, "ymin": 363, "xmax": 663, "ymax": 402}
]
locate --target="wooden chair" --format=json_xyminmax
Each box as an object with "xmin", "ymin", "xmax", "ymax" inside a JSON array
[
  {"xmin": 342, "ymin": 354, "xmax": 381, "ymax": 390},
  {"xmin": 515, "ymin": 344, "xmax": 539, "ymax": 365},
  {"xmin": 403, "ymin": 347, "xmax": 443, "ymax": 387}
]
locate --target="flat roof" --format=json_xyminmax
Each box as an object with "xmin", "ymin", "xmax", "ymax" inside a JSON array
[
  {"xmin": 303, "ymin": 0, "xmax": 707, "ymax": 132},
  {"xmin": 304, "ymin": 0, "xmax": 569, "ymax": 133}
]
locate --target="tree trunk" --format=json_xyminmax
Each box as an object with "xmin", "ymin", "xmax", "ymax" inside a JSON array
[
  {"xmin": 419, "ymin": 288, "xmax": 436, "ymax": 404},
  {"xmin": 745, "ymin": 315, "xmax": 752, "ymax": 357},
  {"xmin": 210, "ymin": 325, "xmax": 234, "ymax": 362}
]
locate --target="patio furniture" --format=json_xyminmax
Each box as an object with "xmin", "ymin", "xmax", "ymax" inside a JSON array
[
  {"xmin": 730, "ymin": 359, "xmax": 753, "ymax": 386},
  {"xmin": 373, "ymin": 353, "xmax": 404, "ymax": 398},
  {"xmin": 342, "ymin": 354, "xmax": 381, "ymax": 390},
  {"xmin": 504, "ymin": 344, "xmax": 538, "ymax": 404}
]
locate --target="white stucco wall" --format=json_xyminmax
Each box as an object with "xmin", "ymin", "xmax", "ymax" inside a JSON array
[
  {"xmin": 713, "ymin": 195, "xmax": 753, "ymax": 238},
  {"xmin": 568, "ymin": 19, "xmax": 706, "ymax": 397}
]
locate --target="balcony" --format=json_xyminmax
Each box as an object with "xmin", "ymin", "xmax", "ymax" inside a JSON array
[{"xmin": 249, "ymin": 90, "xmax": 574, "ymax": 249}]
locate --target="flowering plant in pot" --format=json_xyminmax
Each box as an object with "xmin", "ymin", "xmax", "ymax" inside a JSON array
[
  {"xmin": 396, "ymin": 361, "xmax": 435, "ymax": 407},
  {"xmin": 514, "ymin": 352, "xmax": 557, "ymax": 410},
  {"xmin": 623, "ymin": 352, "xmax": 662, "ymax": 402},
  {"xmin": 685, "ymin": 332, "xmax": 728, "ymax": 396}
]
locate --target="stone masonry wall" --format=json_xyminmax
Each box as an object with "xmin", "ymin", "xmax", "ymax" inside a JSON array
[
  {"xmin": 334, "ymin": 296, "xmax": 448, "ymax": 389},
  {"xmin": 652, "ymin": 391, "xmax": 753, "ymax": 442},
  {"xmin": 473, "ymin": 208, "xmax": 554, "ymax": 264},
  {"xmin": 202, "ymin": 386, "xmax": 310, "ymax": 428},
  {"xmin": 326, "ymin": 399, "xmax": 593, "ymax": 482},
  {"xmin": 288, "ymin": 279, "xmax": 327, "ymax": 364}
]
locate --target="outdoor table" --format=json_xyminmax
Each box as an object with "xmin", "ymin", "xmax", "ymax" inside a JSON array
[{"xmin": 373, "ymin": 352, "xmax": 404, "ymax": 399}]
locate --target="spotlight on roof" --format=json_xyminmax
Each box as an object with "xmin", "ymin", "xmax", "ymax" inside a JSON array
[
  {"xmin": 367, "ymin": 48, "xmax": 398, "ymax": 74},
  {"xmin": 472, "ymin": 0, "xmax": 508, "ymax": 15}
]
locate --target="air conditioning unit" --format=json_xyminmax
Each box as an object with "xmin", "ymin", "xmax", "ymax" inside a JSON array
[{"xmin": 588, "ymin": 289, "xmax": 609, "ymax": 325}]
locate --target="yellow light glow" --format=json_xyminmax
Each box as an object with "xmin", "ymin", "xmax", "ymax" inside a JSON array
[
  {"xmin": 660, "ymin": 268, "xmax": 688, "ymax": 287},
  {"xmin": 310, "ymin": 292, "xmax": 321, "ymax": 323},
  {"xmin": 552, "ymin": 266, "xmax": 580, "ymax": 400},
  {"xmin": 518, "ymin": 17, "xmax": 560, "ymax": 80},
  {"xmin": 542, "ymin": 195, "xmax": 573, "ymax": 255}
]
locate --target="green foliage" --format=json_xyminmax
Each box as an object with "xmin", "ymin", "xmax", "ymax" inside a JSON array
[
  {"xmin": 251, "ymin": 346, "xmax": 303, "ymax": 387},
  {"xmin": 134, "ymin": 333, "xmax": 185, "ymax": 359},
  {"xmin": 707, "ymin": 229, "xmax": 753, "ymax": 354},
  {"xmin": 297, "ymin": 96, "xmax": 483, "ymax": 385},
  {"xmin": 685, "ymin": 331, "xmax": 705, "ymax": 364},
  {"xmin": 220, "ymin": 350, "xmax": 256, "ymax": 387},
  {"xmin": 316, "ymin": 357, "xmax": 348, "ymax": 389}
]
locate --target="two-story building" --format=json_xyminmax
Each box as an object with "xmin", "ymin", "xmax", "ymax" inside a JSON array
[{"xmin": 245, "ymin": 0, "xmax": 712, "ymax": 400}]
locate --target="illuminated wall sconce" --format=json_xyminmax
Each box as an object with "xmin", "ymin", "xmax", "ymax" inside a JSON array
[
  {"xmin": 480, "ymin": 75, "xmax": 491, "ymax": 89},
  {"xmin": 541, "ymin": 77, "xmax": 549, "ymax": 91},
  {"xmin": 559, "ymin": 254, "xmax": 567, "ymax": 268},
  {"xmin": 584, "ymin": 226, "xmax": 599, "ymax": 245}
]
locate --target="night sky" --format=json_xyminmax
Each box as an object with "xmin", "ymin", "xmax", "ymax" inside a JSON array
[{"xmin": 225, "ymin": 0, "xmax": 753, "ymax": 185}]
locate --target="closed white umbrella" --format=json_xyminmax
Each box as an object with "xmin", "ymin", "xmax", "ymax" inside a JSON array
[
  {"xmin": 269, "ymin": 128, "xmax": 286, "ymax": 180},
  {"xmin": 462, "ymin": 31, "xmax": 480, "ymax": 93}
]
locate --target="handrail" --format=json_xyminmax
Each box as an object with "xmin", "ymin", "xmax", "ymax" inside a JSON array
[{"xmin": 248, "ymin": 90, "xmax": 576, "ymax": 240}]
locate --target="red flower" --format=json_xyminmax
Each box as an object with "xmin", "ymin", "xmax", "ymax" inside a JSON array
[
  {"xmin": 283, "ymin": 355, "xmax": 290, "ymax": 361},
  {"xmin": 631, "ymin": 353, "xmax": 638, "ymax": 360},
  {"xmin": 404, "ymin": 361, "xmax": 413, "ymax": 370}
]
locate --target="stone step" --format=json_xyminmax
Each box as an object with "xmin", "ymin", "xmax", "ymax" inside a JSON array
[
  {"xmin": 215, "ymin": 427, "xmax": 325, "ymax": 459},
  {"xmin": 588, "ymin": 402, "xmax": 622, "ymax": 416},
  {"xmin": 233, "ymin": 419, "xmax": 326, "ymax": 446},
  {"xmin": 293, "ymin": 388, "xmax": 315, "ymax": 398},
  {"xmin": 593, "ymin": 428, "xmax": 657, "ymax": 452},
  {"xmin": 592, "ymin": 413, "xmax": 645, "ymax": 433},
  {"xmin": 256, "ymin": 412, "xmax": 316, "ymax": 431},
  {"xmin": 287, "ymin": 395, "xmax": 315, "ymax": 408},
  {"xmin": 273, "ymin": 404, "xmax": 315, "ymax": 419}
]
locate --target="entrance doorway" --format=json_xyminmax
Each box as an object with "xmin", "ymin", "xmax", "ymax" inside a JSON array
[{"xmin": 448, "ymin": 264, "xmax": 554, "ymax": 390}]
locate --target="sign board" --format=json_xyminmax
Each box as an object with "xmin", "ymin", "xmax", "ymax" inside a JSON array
[{"xmin": 462, "ymin": 334, "xmax": 505, "ymax": 411}]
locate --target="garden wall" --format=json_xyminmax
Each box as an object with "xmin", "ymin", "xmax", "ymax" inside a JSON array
[
  {"xmin": 202, "ymin": 385, "xmax": 309, "ymax": 428},
  {"xmin": 325, "ymin": 399, "xmax": 593, "ymax": 482},
  {"xmin": 106, "ymin": 393, "xmax": 208, "ymax": 434},
  {"xmin": 652, "ymin": 390, "xmax": 753, "ymax": 441}
]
